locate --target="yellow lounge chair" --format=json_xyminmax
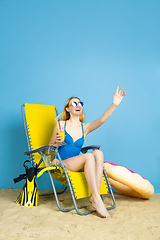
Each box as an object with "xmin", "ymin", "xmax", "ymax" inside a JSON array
[{"xmin": 20, "ymin": 103, "xmax": 116, "ymax": 215}]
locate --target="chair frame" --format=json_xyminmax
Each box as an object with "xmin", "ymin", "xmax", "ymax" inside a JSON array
[{"xmin": 21, "ymin": 103, "xmax": 116, "ymax": 215}]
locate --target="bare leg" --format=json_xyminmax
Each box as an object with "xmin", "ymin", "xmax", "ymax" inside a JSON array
[
  {"xmin": 89, "ymin": 150, "xmax": 104, "ymax": 203},
  {"xmin": 62, "ymin": 153, "xmax": 110, "ymax": 218},
  {"xmin": 92, "ymin": 150, "xmax": 104, "ymax": 193}
]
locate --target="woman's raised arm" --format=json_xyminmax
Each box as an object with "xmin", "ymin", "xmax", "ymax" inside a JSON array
[{"xmin": 84, "ymin": 86, "xmax": 126, "ymax": 135}]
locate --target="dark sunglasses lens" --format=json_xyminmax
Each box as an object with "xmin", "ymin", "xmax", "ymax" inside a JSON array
[
  {"xmin": 72, "ymin": 102, "xmax": 77, "ymax": 107},
  {"xmin": 79, "ymin": 102, "xmax": 84, "ymax": 107}
]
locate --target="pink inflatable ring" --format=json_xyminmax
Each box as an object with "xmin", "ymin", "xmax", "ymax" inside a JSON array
[{"xmin": 104, "ymin": 161, "xmax": 154, "ymax": 199}]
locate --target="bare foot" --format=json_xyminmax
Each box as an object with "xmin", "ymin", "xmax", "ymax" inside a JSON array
[{"xmin": 92, "ymin": 197, "xmax": 111, "ymax": 218}]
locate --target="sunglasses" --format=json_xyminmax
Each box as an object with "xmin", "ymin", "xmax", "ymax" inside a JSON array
[{"xmin": 70, "ymin": 101, "xmax": 84, "ymax": 107}]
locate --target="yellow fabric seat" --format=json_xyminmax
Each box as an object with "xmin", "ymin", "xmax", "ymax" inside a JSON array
[{"xmin": 66, "ymin": 170, "xmax": 108, "ymax": 200}]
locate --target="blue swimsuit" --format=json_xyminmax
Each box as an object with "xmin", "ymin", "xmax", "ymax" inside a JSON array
[{"xmin": 58, "ymin": 121, "xmax": 84, "ymax": 160}]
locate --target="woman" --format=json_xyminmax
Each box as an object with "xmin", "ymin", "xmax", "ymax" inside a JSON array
[{"xmin": 49, "ymin": 86, "xmax": 126, "ymax": 218}]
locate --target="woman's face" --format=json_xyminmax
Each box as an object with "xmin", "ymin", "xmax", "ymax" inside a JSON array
[{"xmin": 66, "ymin": 98, "xmax": 83, "ymax": 116}]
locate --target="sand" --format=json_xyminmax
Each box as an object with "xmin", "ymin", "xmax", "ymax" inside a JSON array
[{"xmin": 0, "ymin": 188, "xmax": 160, "ymax": 240}]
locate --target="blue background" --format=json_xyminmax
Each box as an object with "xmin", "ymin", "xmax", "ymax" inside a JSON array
[{"xmin": 0, "ymin": 0, "xmax": 160, "ymax": 192}]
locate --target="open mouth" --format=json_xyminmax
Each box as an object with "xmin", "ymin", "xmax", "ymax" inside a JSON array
[{"xmin": 75, "ymin": 109, "xmax": 80, "ymax": 112}]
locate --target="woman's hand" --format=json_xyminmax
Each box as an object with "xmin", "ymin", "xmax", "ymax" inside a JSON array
[
  {"xmin": 113, "ymin": 86, "xmax": 126, "ymax": 106},
  {"xmin": 49, "ymin": 122, "xmax": 65, "ymax": 147},
  {"xmin": 55, "ymin": 133, "xmax": 63, "ymax": 147}
]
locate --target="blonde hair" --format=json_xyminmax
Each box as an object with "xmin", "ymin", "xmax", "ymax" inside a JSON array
[{"xmin": 61, "ymin": 96, "xmax": 85, "ymax": 123}]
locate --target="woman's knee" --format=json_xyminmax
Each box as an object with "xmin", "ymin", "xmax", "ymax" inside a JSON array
[
  {"xmin": 85, "ymin": 152, "xmax": 95, "ymax": 163},
  {"xmin": 92, "ymin": 150, "xmax": 104, "ymax": 162}
]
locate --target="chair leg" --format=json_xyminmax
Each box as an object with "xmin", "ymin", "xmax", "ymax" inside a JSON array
[
  {"xmin": 47, "ymin": 171, "xmax": 71, "ymax": 212},
  {"xmin": 47, "ymin": 168, "xmax": 116, "ymax": 215},
  {"xmin": 103, "ymin": 168, "xmax": 116, "ymax": 210},
  {"xmin": 48, "ymin": 171, "xmax": 96, "ymax": 215}
]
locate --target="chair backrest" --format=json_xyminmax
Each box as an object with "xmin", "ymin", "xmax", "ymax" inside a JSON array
[{"xmin": 22, "ymin": 103, "xmax": 57, "ymax": 167}]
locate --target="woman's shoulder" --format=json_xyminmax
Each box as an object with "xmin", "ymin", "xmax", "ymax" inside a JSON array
[
  {"xmin": 83, "ymin": 122, "xmax": 90, "ymax": 134},
  {"xmin": 83, "ymin": 122, "xmax": 89, "ymax": 128}
]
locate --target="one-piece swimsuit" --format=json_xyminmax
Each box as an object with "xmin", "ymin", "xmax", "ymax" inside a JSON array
[{"xmin": 58, "ymin": 121, "xmax": 84, "ymax": 160}]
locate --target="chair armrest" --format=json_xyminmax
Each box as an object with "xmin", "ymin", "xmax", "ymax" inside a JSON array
[
  {"xmin": 81, "ymin": 145, "xmax": 101, "ymax": 154},
  {"xmin": 24, "ymin": 145, "xmax": 58, "ymax": 155}
]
